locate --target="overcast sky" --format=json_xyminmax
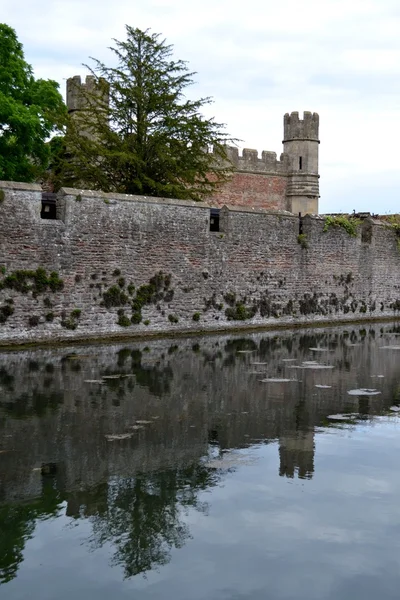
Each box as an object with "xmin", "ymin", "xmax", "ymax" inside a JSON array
[{"xmin": 3, "ymin": 0, "xmax": 400, "ymax": 213}]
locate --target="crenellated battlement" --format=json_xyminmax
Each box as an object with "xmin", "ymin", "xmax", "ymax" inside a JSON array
[
  {"xmin": 218, "ymin": 146, "xmax": 290, "ymax": 174},
  {"xmin": 66, "ymin": 75, "xmax": 108, "ymax": 113},
  {"xmin": 283, "ymin": 111, "xmax": 319, "ymax": 142}
]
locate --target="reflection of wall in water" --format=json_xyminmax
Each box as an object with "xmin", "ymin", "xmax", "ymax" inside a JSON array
[{"xmin": 1, "ymin": 325, "xmax": 400, "ymax": 501}]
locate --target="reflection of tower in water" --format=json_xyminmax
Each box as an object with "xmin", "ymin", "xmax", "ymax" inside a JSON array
[{"xmin": 279, "ymin": 431, "xmax": 315, "ymax": 480}]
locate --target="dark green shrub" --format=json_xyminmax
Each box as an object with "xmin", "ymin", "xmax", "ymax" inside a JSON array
[
  {"xmin": 168, "ymin": 314, "xmax": 179, "ymax": 323},
  {"xmin": 192, "ymin": 312, "xmax": 201, "ymax": 321},
  {"xmin": 48, "ymin": 271, "xmax": 64, "ymax": 292},
  {"xmin": 117, "ymin": 314, "xmax": 131, "ymax": 327},
  {"xmin": 61, "ymin": 318, "xmax": 77, "ymax": 330},
  {"xmin": 3, "ymin": 268, "xmax": 64, "ymax": 295},
  {"xmin": 224, "ymin": 292, "xmax": 236, "ymax": 306},
  {"xmin": 103, "ymin": 285, "xmax": 128, "ymax": 308},
  {"xmin": 225, "ymin": 302, "xmax": 256, "ymax": 321},
  {"xmin": 131, "ymin": 312, "xmax": 142, "ymax": 324},
  {"xmin": 29, "ymin": 315, "xmax": 40, "ymax": 327},
  {"xmin": 0, "ymin": 303, "xmax": 14, "ymax": 323},
  {"xmin": 297, "ymin": 234, "xmax": 308, "ymax": 249}
]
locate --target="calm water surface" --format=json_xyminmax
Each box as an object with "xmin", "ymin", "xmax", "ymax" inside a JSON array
[{"xmin": 1, "ymin": 324, "xmax": 400, "ymax": 599}]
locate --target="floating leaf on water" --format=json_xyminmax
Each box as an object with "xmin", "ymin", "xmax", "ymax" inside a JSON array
[
  {"xmin": 315, "ymin": 385, "xmax": 332, "ymax": 389},
  {"xmin": 347, "ymin": 389, "xmax": 381, "ymax": 396},
  {"xmin": 309, "ymin": 347, "xmax": 329, "ymax": 352},
  {"xmin": 105, "ymin": 433, "xmax": 133, "ymax": 441},
  {"xmin": 260, "ymin": 378, "xmax": 298, "ymax": 383},
  {"xmin": 151, "ymin": 416, "xmax": 160, "ymax": 420},
  {"xmin": 252, "ymin": 362, "xmax": 268, "ymax": 365},
  {"xmin": 135, "ymin": 420, "xmax": 152, "ymax": 424},
  {"xmin": 84, "ymin": 380, "xmax": 104, "ymax": 384},
  {"xmin": 390, "ymin": 406, "xmax": 400, "ymax": 412},
  {"xmin": 102, "ymin": 375, "xmax": 123, "ymax": 379},
  {"xmin": 303, "ymin": 361, "xmax": 320, "ymax": 365},
  {"xmin": 237, "ymin": 350, "xmax": 255, "ymax": 354},
  {"xmin": 327, "ymin": 414, "xmax": 357, "ymax": 421},
  {"xmin": 129, "ymin": 425, "xmax": 145, "ymax": 430},
  {"xmin": 380, "ymin": 346, "xmax": 400, "ymax": 350},
  {"xmin": 204, "ymin": 454, "xmax": 257, "ymax": 470},
  {"xmin": 282, "ymin": 358, "xmax": 297, "ymax": 362},
  {"xmin": 289, "ymin": 365, "xmax": 334, "ymax": 370}
]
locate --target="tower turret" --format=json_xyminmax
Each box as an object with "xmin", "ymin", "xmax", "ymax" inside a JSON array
[
  {"xmin": 283, "ymin": 111, "xmax": 320, "ymax": 214},
  {"xmin": 66, "ymin": 75, "xmax": 109, "ymax": 140},
  {"xmin": 66, "ymin": 75, "xmax": 108, "ymax": 114}
]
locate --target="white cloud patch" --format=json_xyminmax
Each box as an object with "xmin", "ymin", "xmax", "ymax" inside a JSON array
[{"xmin": 3, "ymin": 0, "xmax": 400, "ymax": 212}]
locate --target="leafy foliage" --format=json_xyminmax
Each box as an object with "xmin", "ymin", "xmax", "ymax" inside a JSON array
[
  {"xmin": 0, "ymin": 267, "xmax": 63, "ymax": 296},
  {"xmin": 297, "ymin": 233, "xmax": 308, "ymax": 248},
  {"xmin": 102, "ymin": 271, "xmax": 172, "ymax": 325},
  {"xmin": 225, "ymin": 301, "xmax": 257, "ymax": 321},
  {"xmin": 323, "ymin": 215, "xmax": 360, "ymax": 237},
  {"xmin": 0, "ymin": 24, "xmax": 66, "ymax": 182},
  {"xmin": 61, "ymin": 26, "xmax": 235, "ymax": 200}
]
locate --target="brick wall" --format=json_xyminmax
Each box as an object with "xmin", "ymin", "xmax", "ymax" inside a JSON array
[
  {"xmin": 210, "ymin": 172, "xmax": 288, "ymax": 210},
  {"xmin": 0, "ymin": 182, "xmax": 399, "ymax": 344}
]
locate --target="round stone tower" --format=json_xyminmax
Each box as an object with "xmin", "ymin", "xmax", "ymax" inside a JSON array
[{"xmin": 283, "ymin": 111, "xmax": 319, "ymax": 214}]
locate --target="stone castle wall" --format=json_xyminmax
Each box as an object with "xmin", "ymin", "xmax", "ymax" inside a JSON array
[{"xmin": 0, "ymin": 180, "xmax": 399, "ymax": 345}]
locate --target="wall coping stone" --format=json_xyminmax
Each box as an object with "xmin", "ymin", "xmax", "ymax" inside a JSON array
[
  {"xmin": 0, "ymin": 180, "xmax": 42, "ymax": 191},
  {"xmin": 58, "ymin": 187, "xmax": 211, "ymax": 210},
  {"xmin": 222, "ymin": 205, "xmax": 297, "ymax": 217}
]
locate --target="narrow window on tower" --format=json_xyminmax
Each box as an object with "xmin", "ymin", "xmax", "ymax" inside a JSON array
[{"xmin": 299, "ymin": 156, "xmax": 303, "ymax": 170}]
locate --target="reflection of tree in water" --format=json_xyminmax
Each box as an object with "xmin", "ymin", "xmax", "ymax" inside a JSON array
[
  {"xmin": 223, "ymin": 338, "xmax": 258, "ymax": 367},
  {"xmin": 101, "ymin": 349, "xmax": 174, "ymax": 398},
  {"xmin": 71, "ymin": 463, "xmax": 221, "ymax": 579},
  {"xmin": 0, "ymin": 472, "xmax": 62, "ymax": 584},
  {"xmin": 0, "ymin": 390, "xmax": 64, "ymax": 418},
  {"xmin": 0, "ymin": 367, "xmax": 14, "ymax": 391}
]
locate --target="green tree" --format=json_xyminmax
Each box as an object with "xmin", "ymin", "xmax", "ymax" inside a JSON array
[
  {"xmin": 0, "ymin": 24, "xmax": 66, "ymax": 182},
  {"xmin": 62, "ymin": 26, "xmax": 235, "ymax": 200}
]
